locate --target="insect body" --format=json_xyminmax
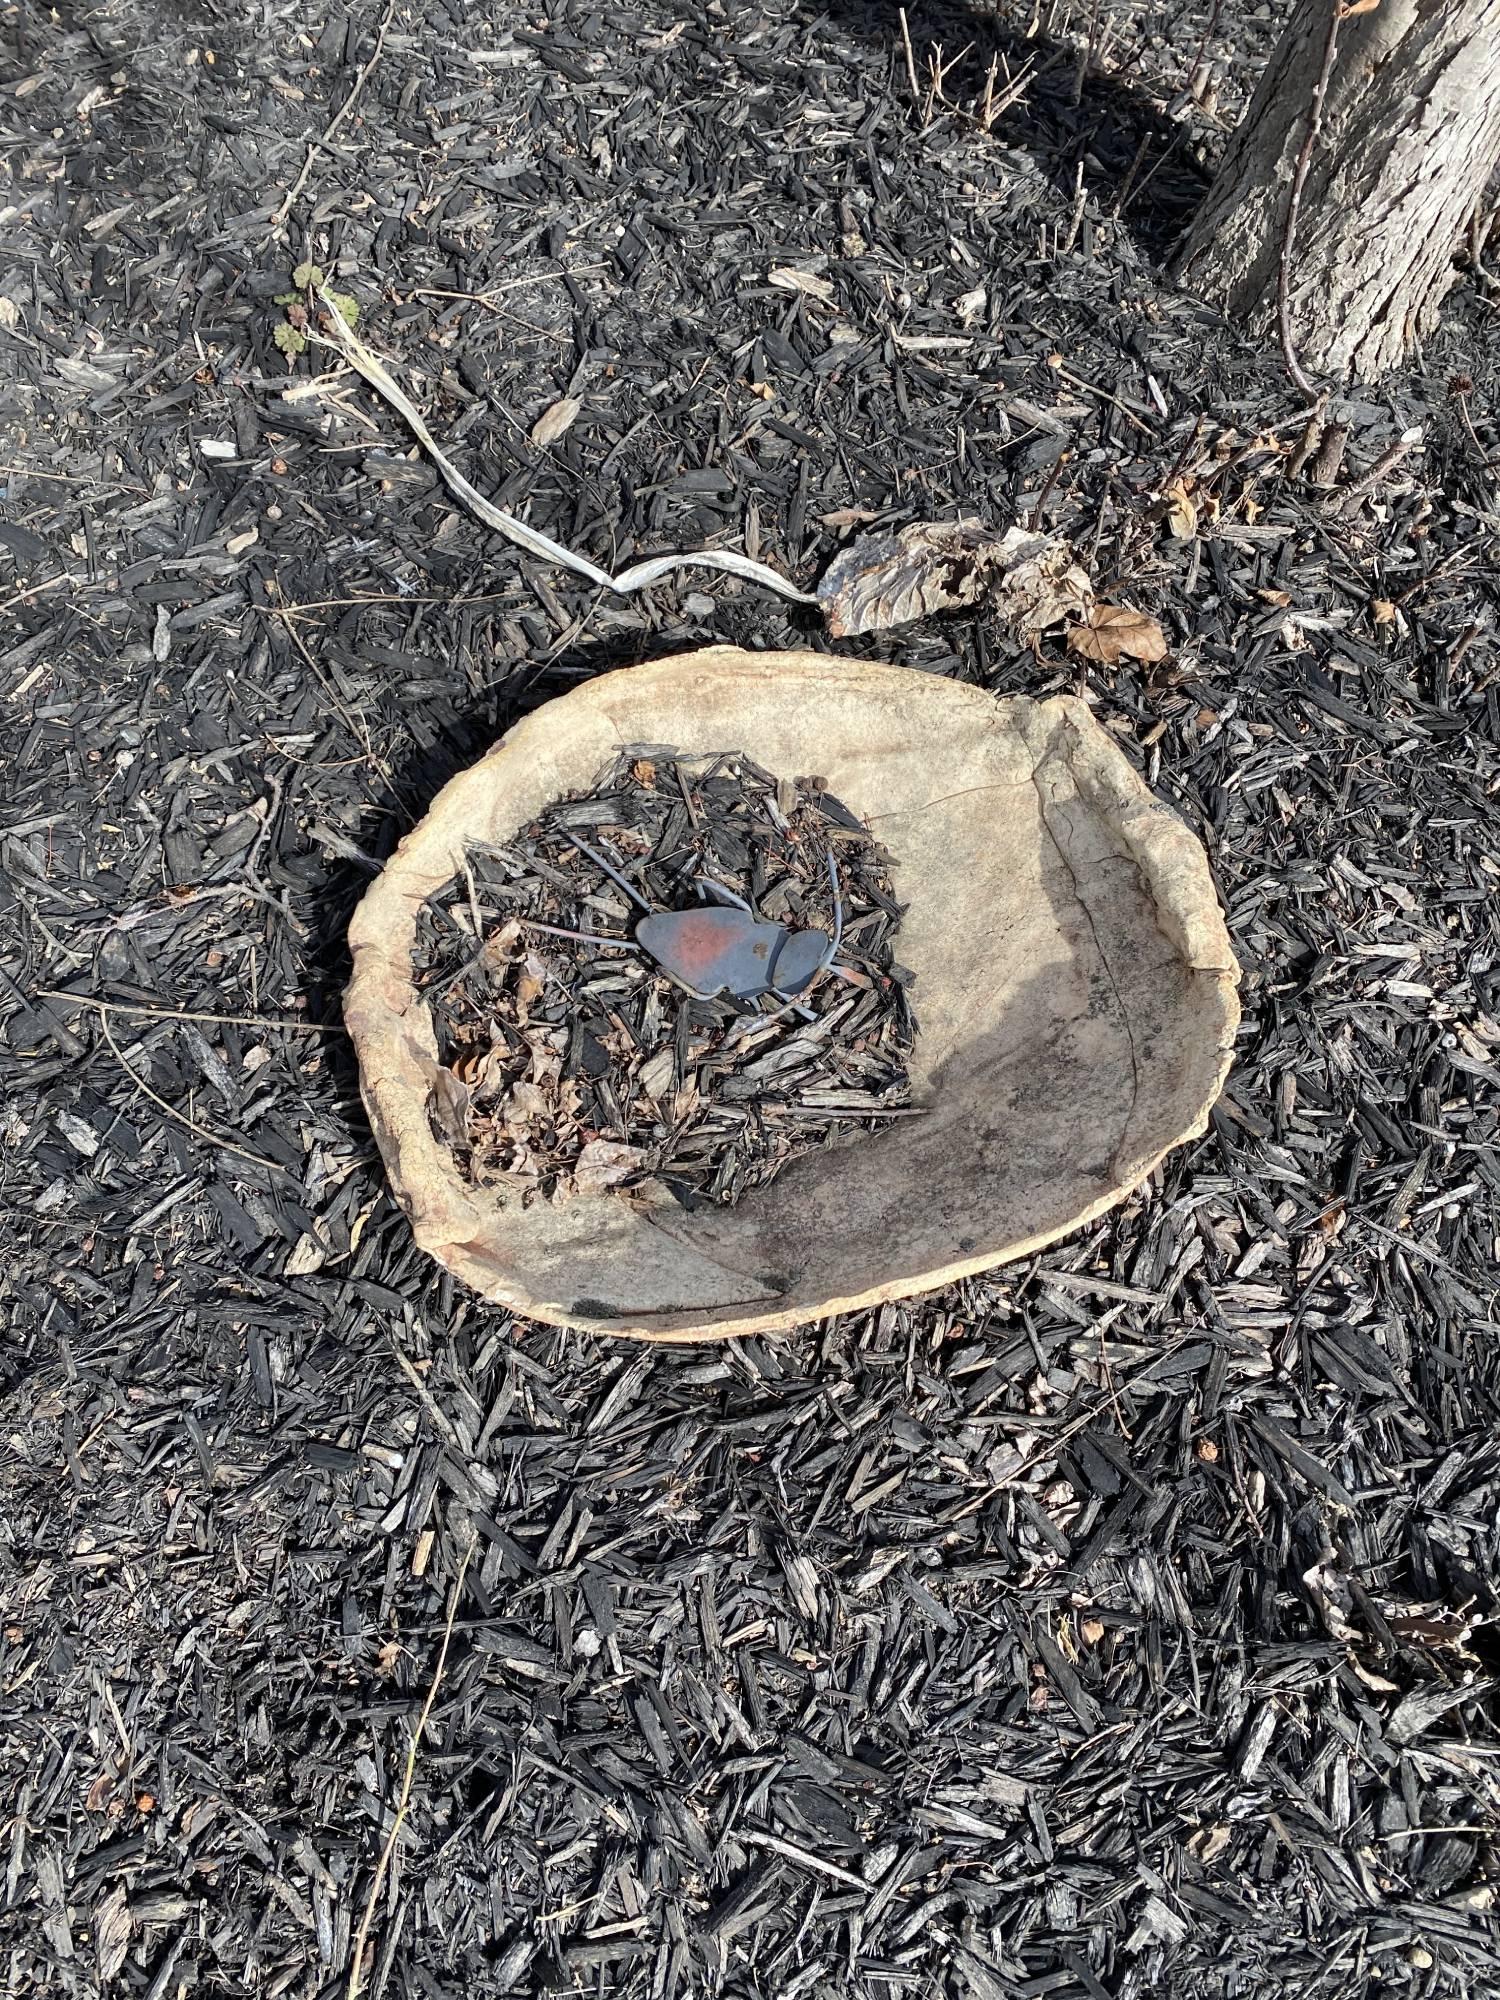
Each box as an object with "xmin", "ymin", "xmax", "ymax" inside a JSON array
[{"xmin": 566, "ymin": 836, "xmax": 843, "ymax": 1013}]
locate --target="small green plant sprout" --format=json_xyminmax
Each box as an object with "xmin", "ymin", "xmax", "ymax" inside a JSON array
[{"xmin": 273, "ymin": 262, "xmax": 358, "ymax": 361}]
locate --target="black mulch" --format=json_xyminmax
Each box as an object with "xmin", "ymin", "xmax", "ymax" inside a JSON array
[
  {"xmin": 3, "ymin": 0, "xmax": 1500, "ymax": 1995},
  {"xmin": 414, "ymin": 750, "xmax": 915, "ymax": 1208}
]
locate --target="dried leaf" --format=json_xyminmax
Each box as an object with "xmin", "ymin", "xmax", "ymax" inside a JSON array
[
  {"xmin": 1163, "ymin": 479, "xmax": 1198, "ymax": 539},
  {"xmin": 571, "ymin": 1138, "xmax": 646, "ymax": 1197},
  {"xmin": 503, "ymin": 1081, "xmax": 552, "ymax": 1127},
  {"xmin": 768, "ymin": 266, "xmax": 835, "ymax": 304},
  {"xmin": 530, "ymin": 396, "xmax": 582, "ymax": 448},
  {"xmin": 1067, "ymin": 603, "xmax": 1168, "ymax": 665},
  {"xmin": 514, "ymin": 954, "xmax": 547, "ymax": 1012},
  {"xmin": 817, "ymin": 519, "xmax": 1092, "ymax": 639},
  {"xmin": 1301, "ymin": 1558, "xmax": 1361, "ymax": 1643},
  {"xmin": 990, "ymin": 529, "xmax": 1094, "ymax": 639},
  {"xmin": 426, "ymin": 1067, "xmax": 472, "ymax": 1148},
  {"xmin": 638, "ymin": 1048, "xmax": 675, "ymax": 1099}
]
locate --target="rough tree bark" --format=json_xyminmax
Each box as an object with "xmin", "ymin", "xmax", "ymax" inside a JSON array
[{"xmin": 1174, "ymin": 0, "xmax": 1500, "ymax": 381}]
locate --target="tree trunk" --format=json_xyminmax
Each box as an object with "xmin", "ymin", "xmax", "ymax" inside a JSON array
[{"xmin": 1174, "ymin": 0, "xmax": 1500, "ymax": 381}]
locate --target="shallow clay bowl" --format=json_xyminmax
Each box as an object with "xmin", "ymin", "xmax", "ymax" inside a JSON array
[{"xmin": 345, "ymin": 648, "xmax": 1239, "ymax": 1339}]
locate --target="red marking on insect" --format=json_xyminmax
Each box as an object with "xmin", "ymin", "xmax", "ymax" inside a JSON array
[{"xmin": 637, "ymin": 907, "xmax": 787, "ymax": 998}]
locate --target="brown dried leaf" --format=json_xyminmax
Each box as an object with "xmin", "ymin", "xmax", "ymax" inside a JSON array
[
  {"xmin": 1163, "ymin": 479, "xmax": 1198, "ymax": 539},
  {"xmin": 637, "ymin": 1048, "xmax": 676, "ymax": 1100},
  {"xmin": 817, "ymin": 520, "xmax": 1092, "ymax": 639},
  {"xmin": 530, "ymin": 396, "xmax": 582, "ymax": 448},
  {"xmin": 503, "ymin": 1081, "xmax": 552, "ymax": 1127},
  {"xmin": 426, "ymin": 1067, "xmax": 471, "ymax": 1148},
  {"xmin": 514, "ymin": 961, "xmax": 546, "ymax": 1012},
  {"xmin": 284, "ymin": 1232, "xmax": 327, "ymax": 1276},
  {"xmin": 1067, "ymin": 603, "xmax": 1168, "ymax": 665}
]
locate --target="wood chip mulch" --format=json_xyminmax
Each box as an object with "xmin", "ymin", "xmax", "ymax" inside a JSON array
[
  {"xmin": 412, "ymin": 750, "xmax": 916, "ymax": 1207},
  {"xmin": 3, "ymin": 0, "xmax": 1500, "ymax": 1995}
]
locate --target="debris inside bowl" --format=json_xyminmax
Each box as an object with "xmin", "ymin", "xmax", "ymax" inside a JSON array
[{"xmin": 412, "ymin": 749, "xmax": 918, "ymax": 1209}]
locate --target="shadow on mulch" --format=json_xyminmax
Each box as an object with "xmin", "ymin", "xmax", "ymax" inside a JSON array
[{"xmin": 817, "ymin": 0, "xmax": 1210, "ymax": 255}]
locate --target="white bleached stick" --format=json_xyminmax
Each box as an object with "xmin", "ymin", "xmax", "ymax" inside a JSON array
[{"xmin": 311, "ymin": 291, "xmax": 818, "ymax": 606}]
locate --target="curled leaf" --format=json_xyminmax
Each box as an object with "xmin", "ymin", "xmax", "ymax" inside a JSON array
[
  {"xmin": 426, "ymin": 1067, "xmax": 472, "ymax": 1149},
  {"xmin": 1162, "ymin": 479, "xmax": 1198, "ymax": 539},
  {"xmin": 1067, "ymin": 604, "xmax": 1168, "ymax": 665},
  {"xmin": 817, "ymin": 519, "xmax": 1092, "ymax": 639}
]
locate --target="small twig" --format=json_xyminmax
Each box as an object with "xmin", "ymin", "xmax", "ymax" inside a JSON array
[
  {"xmin": 273, "ymin": 0, "xmax": 398, "ymax": 232},
  {"xmin": 35, "ymin": 989, "xmax": 346, "ymax": 1033},
  {"xmin": 1452, "ymin": 384, "xmax": 1500, "ymax": 471},
  {"xmin": 898, "ymin": 8, "xmax": 921, "ymax": 112},
  {"xmin": 1278, "ymin": 0, "xmax": 1345, "ymax": 402},
  {"xmin": 1330, "ymin": 430, "xmax": 1421, "ymax": 513},
  {"xmin": 1070, "ymin": 0, "xmax": 1101, "ymax": 107},
  {"xmin": 1308, "ymin": 420, "xmax": 1350, "ymax": 488},
  {"xmin": 924, "ymin": 40, "xmax": 973, "ymax": 123},
  {"xmin": 0, "ymin": 571, "xmax": 79, "ymax": 619},
  {"xmin": 411, "ymin": 268, "xmax": 608, "ymax": 306},
  {"xmin": 95, "ymin": 1011, "xmax": 296, "ymax": 1179},
  {"xmin": 517, "ymin": 918, "xmax": 638, "ymax": 947},
  {"xmin": 1028, "ymin": 450, "xmax": 1069, "ymax": 530},
  {"xmin": 347, "ymin": 1536, "xmax": 475, "ymax": 2000},
  {"xmin": 566, "ymin": 834, "xmax": 653, "ymax": 912},
  {"xmin": 271, "ymin": 599, "xmax": 385, "ymax": 775},
  {"xmin": 1109, "ymin": 133, "xmax": 1151, "ymax": 222},
  {"xmin": 1285, "ymin": 410, "xmax": 1325, "ymax": 481},
  {"xmin": 975, "ymin": 52, "xmax": 1035, "ymax": 133},
  {"xmin": 1048, "ymin": 357, "xmax": 1155, "ymax": 435},
  {"xmin": 1059, "ymin": 160, "xmax": 1088, "ymax": 255}
]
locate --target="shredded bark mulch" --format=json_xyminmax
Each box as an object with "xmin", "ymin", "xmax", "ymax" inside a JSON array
[
  {"xmin": 4, "ymin": 0, "xmax": 1500, "ymax": 1995},
  {"xmin": 413, "ymin": 750, "xmax": 915, "ymax": 1207}
]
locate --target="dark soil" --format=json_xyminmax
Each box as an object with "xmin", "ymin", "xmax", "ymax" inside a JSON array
[{"xmin": 3, "ymin": 1, "xmax": 1500, "ymax": 1996}]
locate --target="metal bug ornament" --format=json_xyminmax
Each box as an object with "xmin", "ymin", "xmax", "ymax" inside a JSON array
[{"xmin": 530, "ymin": 833, "xmax": 847, "ymax": 1020}]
